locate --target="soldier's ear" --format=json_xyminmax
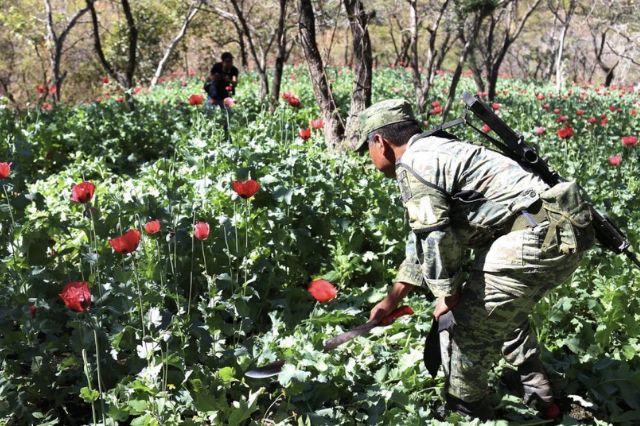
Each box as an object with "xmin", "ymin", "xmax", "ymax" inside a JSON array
[{"xmin": 379, "ymin": 135, "xmax": 395, "ymax": 152}]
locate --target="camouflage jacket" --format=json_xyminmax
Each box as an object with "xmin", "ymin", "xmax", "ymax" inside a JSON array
[{"xmin": 394, "ymin": 134, "xmax": 549, "ymax": 297}]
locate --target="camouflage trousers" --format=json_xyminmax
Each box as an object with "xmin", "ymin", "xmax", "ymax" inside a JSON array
[{"xmin": 440, "ymin": 221, "xmax": 583, "ymax": 402}]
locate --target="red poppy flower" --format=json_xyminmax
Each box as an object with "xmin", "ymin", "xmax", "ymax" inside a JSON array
[
  {"xmin": 555, "ymin": 115, "xmax": 568, "ymax": 123},
  {"xmin": 482, "ymin": 124, "xmax": 491, "ymax": 133},
  {"xmin": 102, "ymin": 76, "xmax": 110, "ymax": 84},
  {"xmin": 431, "ymin": 100, "xmax": 441, "ymax": 107},
  {"xmin": 557, "ymin": 127, "xmax": 574, "ymax": 139},
  {"xmin": 188, "ymin": 94, "xmax": 204, "ymax": 106},
  {"xmin": 542, "ymin": 103, "xmax": 550, "ymax": 110},
  {"xmin": 41, "ymin": 102, "xmax": 53, "ymax": 111},
  {"xmin": 631, "ymin": 109, "xmax": 637, "ymax": 116},
  {"xmin": 553, "ymin": 108, "xmax": 561, "ymax": 114},
  {"xmin": 281, "ymin": 91, "xmax": 293, "ymax": 101},
  {"xmin": 608, "ymin": 155, "xmax": 622, "ymax": 166},
  {"xmin": 116, "ymin": 97, "xmax": 125, "ymax": 103},
  {"xmin": 109, "ymin": 229, "xmax": 141, "ymax": 254},
  {"xmin": 576, "ymin": 109, "xmax": 585, "ymax": 116},
  {"xmin": 144, "ymin": 219, "xmax": 161, "ymax": 235},
  {"xmin": 232, "ymin": 179, "xmax": 260, "ymax": 199},
  {"xmin": 622, "ymin": 136, "xmax": 638, "ymax": 147},
  {"xmin": 194, "ymin": 221, "xmax": 210, "ymax": 240},
  {"xmin": 48, "ymin": 86, "xmax": 57, "ymax": 95},
  {"xmin": 0, "ymin": 162, "xmax": 11, "ymax": 179},
  {"xmin": 491, "ymin": 103, "xmax": 501, "ymax": 111},
  {"xmin": 431, "ymin": 105, "xmax": 443, "ymax": 115},
  {"xmin": 59, "ymin": 281, "xmax": 91, "ymax": 312},
  {"xmin": 307, "ymin": 279, "xmax": 337, "ymax": 302},
  {"xmin": 587, "ymin": 117, "xmax": 597, "ymax": 125},
  {"xmin": 71, "ymin": 181, "xmax": 96, "ymax": 204},
  {"xmin": 287, "ymin": 95, "xmax": 301, "ymax": 108},
  {"xmin": 543, "ymin": 403, "xmax": 561, "ymax": 419},
  {"xmin": 608, "ymin": 105, "xmax": 616, "ymax": 112},
  {"xmin": 534, "ymin": 126, "xmax": 546, "ymax": 135},
  {"xmin": 600, "ymin": 116, "xmax": 608, "ymax": 126},
  {"xmin": 310, "ymin": 118, "xmax": 324, "ymax": 129},
  {"xmin": 36, "ymin": 84, "xmax": 47, "ymax": 94},
  {"xmin": 133, "ymin": 86, "xmax": 143, "ymax": 95},
  {"xmin": 70, "ymin": 181, "xmax": 95, "ymax": 203},
  {"xmin": 29, "ymin": 304, "xmax": 37, "ymax": 319},
  {"xmin": 223, "ymin": 97, "xmax": 235, "ymax": 107},
  {"xmin": 536, "ymin": 93, "xmax": 545, "ymax": 100},
  {"xmin": 299, "ymin": 128, "xmax": 311, "ymax": 140}
]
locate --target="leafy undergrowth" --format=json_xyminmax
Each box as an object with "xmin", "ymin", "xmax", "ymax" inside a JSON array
[{"xmin": 0, "ymin": 67, "xmax": 639, "ymax": 425}]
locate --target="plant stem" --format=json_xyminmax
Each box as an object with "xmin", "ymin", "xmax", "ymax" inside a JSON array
[
  {"xmin": 201, "ymin": 240, "xmax": 208, "ymax": 276},
  {"xmin": 187, "ymin": 211, "xmax": 196, "ymax": 316},
  {"xmin": 243, "ymin": 199, "xmax": 250, "ymax": 292},
  {"xmin": 2, "ymin": 184, "xmax": 19, "ymax": 270},
  {"xmin": 130, "ymin": 256, "xmax": 146, "ymax": 338},
  {"xmin": 88, "ymin": 205, "xmax": 102, "ymax": 297},
  {"xmin": 81, "ymin": 349, "xmax": 98, "ymax": 426},
  {"xmin": 93, "ymin": 327, "xmax": 106, "ymax": 425},
  {"xmin": 222, "ymin": 222, "xmax": 234, "ymax": 292}
]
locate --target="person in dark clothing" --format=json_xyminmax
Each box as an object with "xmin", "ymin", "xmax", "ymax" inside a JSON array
[{"xmin": 204, "ymin": 52, "xmax": 239, "ymax": 109}]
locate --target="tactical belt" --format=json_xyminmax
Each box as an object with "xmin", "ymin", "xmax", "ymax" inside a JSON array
[{"xmin": 509, "ymin": 199, "xmax": 548, "ymax": 232}]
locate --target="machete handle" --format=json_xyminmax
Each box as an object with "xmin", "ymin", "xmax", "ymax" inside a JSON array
[{"xmin": 380, "ymin": 305, "xmax": 414, "ymax": 326}]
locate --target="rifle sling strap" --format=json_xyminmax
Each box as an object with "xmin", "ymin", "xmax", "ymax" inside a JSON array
[{"xmin": 418, "ymin": 116, "xmax": 466, "ymax": 139}]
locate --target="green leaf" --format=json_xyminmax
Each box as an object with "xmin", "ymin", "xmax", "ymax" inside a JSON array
[
  {"xmin": 278, "ymin": 363, "xmax": 311, "ymax": 387},
  {"xmin": 127, "ymin": 399, "xmax": 148, "ymax": 415},
  {"xmin": 79, "ymin": 387, "xmax": 99, "ymax": 403},
  {"xmin": 218, "ymin": 366, "xmax": 236, "ymax": 384}
]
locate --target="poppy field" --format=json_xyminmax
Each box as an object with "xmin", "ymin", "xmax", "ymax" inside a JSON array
[{"xmin": 1, "ymin": 67, "xmax": 639, "ymax": 425}]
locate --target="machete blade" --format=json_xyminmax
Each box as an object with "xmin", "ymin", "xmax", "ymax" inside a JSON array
[
  {"xmin": 322, "ymin": 320, "xmax": 379, "ymax": 351},
  {"xmin": 244, "ymin": 360, "xmax": 285, "ymax": 379}
]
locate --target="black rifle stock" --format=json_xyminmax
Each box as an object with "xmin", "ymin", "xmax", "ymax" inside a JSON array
[{"xmin": 461, "ymin": 92, "xmax": 640, "ymax": 269}]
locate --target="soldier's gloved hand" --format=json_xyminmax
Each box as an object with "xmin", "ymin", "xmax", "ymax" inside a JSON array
[{"xmin": 433, "ymin": 292, "xmax": 460, "ymax": 320}]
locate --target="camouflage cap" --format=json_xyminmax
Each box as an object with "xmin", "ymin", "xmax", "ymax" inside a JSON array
[{"xmin": 354, "ymin": 99, "xmax": 417, "ymax": 152}]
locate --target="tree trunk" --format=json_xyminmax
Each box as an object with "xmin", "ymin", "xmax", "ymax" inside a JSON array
[
  {"xmin": 229, "ymin": 0, "xmax": 270, "ymax": 98},
  {"xmin": 555, "ymin": 23, "xmax": 569, "ymax": 92},
  {"xmin": 469, "ymin": 53, "xmax": 485, "ymax": 93},
  {"xmin": 407, "ymin": 0, "xmax": 421, "ymax": 105},
  {"xmin": 480, "ymin": 0, "xmax": 541, "ymax": 100},
  {"xmin": 270, "ymin": 0, "xmax": 289, "ymax": 108},
  {"xmin": 487, "ymin": 40, "xmax": 510, "ymax": 99},
  {"xmin": 87, "ymin": 0, "xmax": 138, "ymax": 91},
  {"xmin": 342, "ymin": 0, "xmax": 372, "ymax": 148},
  {"xmin": 553, "ymin": 0, "xmax": 577, "ymax": 92},
  {"xmin": 151, "ymin": 0, "xmax": 202, "ymax": 87},
  {"xmin": 121, "ymin": 0, "xmax": 138, "ymax": 89},
  {"xmin": 44, "ymin": 0, "xmax": 89, "ymax": 101},
  {"xmin": 298, "ymin": 0, "xmax": 344, "ymax": 148},
  {"xmin": 442, "ymin": 12, "xmax": 485, "ymax": 120},
  {"xmin": 604, "ymin": 63, "xmax": 617, "ymax": 87},
  {"xmin": 238, "ymin": 30, "xmax": 248, "ymax": 68},
  {"xmin": 415, "ymin": 0, "xmax": 451, "ymax": 113}
]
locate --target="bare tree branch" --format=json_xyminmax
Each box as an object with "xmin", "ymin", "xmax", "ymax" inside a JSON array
[{"xmin": 151, "ymin": 0, "xmax": 203, "ymax": 87}]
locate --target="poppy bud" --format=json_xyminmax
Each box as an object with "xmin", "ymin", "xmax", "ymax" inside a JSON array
[{"xmin": 194, "ymin": 221, "xmax": 210, "ymax": 240}]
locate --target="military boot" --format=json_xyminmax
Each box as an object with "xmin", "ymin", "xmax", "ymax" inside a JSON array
[
  {"xmin": 445, "ymin": 394, "xmax": 495, "ymax": 420},
  {"xmin": 501, "ymin": 357, "xmax": 561, "ymax": 418}
]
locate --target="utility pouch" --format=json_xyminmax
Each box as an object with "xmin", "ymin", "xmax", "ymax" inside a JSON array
[{"xmin": 539, "ymin": 181, "xmax": 595, "ymax": 254}]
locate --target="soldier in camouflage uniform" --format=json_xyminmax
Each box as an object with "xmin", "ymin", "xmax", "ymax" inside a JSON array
[{"xmin": 357, "ymin": 99, "xmax": 594, "ymax": 419}]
